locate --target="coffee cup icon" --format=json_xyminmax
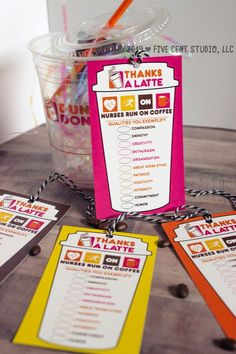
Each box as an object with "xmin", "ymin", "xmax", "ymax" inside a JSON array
[
  {"xmin": 45, "ymin": 98, "xmax": 58, "ymax": 122},
  {"xmin": 185, "ymin": 224, "xmax": 203, "ymax": 238},
  {"xmin": 78, "ymin": 233, "xmax": 92, "ymax": 247},
  {"xmin": 156, "ymin": 93, "xmax": 170, "ymax": 108},
  {"xmin": 109, "ymin": 66, "xmax": 123, "ymax": 89},
  {"xmin": 2, "ymin": 196, "xmax": 14, "ymax": 208}
]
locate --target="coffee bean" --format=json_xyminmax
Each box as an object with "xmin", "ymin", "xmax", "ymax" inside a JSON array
[
  {"xmin": 158, "ymin": 239, "xmax": 171, "ymax": 248},
  {"xmin": 176, "ymin": 283, "xmax": 189, "ymax": 298},
  {"xmin": 116, "ymin": 222, "xmax": 128, "ymax": 231},
  {"xmin": 29, "ymin": 245, "xmax": 41, "ymax": 256},
  {"xmin": 87, "ymin": 216, "xmax": 100, "ymax": 227},
  {"xmin": 215, "ymin": 338, "xmax": 236, "ymax": 351}
]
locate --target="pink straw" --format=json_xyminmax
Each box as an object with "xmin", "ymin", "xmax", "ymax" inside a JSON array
[
  {"xmin": 58, "ymin": 4, "xmax": 76, "ymax": 140},
  {"xmin": 62, "ymin": 4, "xmax": 68, "ymax": 32}
]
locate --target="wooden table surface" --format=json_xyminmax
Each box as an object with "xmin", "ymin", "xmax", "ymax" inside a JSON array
[{"xmin": 0, "ymin": 125, "xmax": 236, "ymax": 354}]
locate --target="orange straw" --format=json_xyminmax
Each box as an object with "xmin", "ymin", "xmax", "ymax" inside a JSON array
[
  {"xmin": 53, "ymin": 0, "xmax": 133, "ymax": 99},
  {"xmin": 87, "ymin": 0, "xmax": 133, "ymax": 56},
  {"xmin": 106, "ymin": 0, "xmax": 133, "ymax": 28}
]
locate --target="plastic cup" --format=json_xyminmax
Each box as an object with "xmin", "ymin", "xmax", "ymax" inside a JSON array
[{"xmin": 28, "ymin": 7, "xmax": 169, "ymax": 187}]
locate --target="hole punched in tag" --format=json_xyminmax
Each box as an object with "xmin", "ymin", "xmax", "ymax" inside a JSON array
[{"xmin": 129, "ymin": 49, "xmax": 150, "ymax": 68}]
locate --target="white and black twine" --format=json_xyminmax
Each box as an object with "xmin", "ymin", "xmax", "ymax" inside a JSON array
[
  {"xmin": 28, "ymin": 172, "xmax": 236, "ymax": 238},
  {"xmin": 129, "ymin": 49, "xmax": 150, "ymax": 67}
]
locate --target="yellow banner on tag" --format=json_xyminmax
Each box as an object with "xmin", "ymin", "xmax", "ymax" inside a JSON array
[{"xmin": 14, "ymin": 226, "xmax": 158, "ymax": 354}]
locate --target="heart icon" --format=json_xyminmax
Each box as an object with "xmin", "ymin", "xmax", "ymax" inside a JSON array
[
  {"xmin": 145, "ymin": 46, "xmax": 151, "ymax": 52},
  {"xmin": 104, "ymin": 99, "xmax": 116, "ymax": 111},
  {"xmin": 67, "ymin": 251, "xmax": 81, "ymax": 260},
  {"xmin": 190, "ymin": 244, "xmax": 203, "ymax": 253}
]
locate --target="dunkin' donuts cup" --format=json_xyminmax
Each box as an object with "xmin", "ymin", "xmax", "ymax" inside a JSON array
[
  {"xmin": 92, "ymin": 62, "xmax": 179, "ymax": 212},
  {"xmin": 185, "ymin": 224, "xmax": 203, "ymax": 237},
  {"xmin": 28, "ymin": 7, "xmax": 169, "ymax": 187},
  {"xmin": 39, "ymin": 230, "xmax": 151, "ymax": 349},
  {"xmin": 2, "ymin": 196, "xmax": 14, "ymax": 208},
  {"xmin": 109, "ymin": 66, "xmax": 123, "ymax": 88},
  {"xmin": 79, "ymin": 232, "xmax": 92, "ymax": 246}
]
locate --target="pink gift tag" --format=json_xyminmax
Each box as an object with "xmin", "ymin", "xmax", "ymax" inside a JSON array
[{"xmin": 88, "ymin": 56, "xmax": 184, "ymax": 219}]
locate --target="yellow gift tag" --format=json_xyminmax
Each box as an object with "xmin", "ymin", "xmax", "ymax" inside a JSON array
[{"xmin": 14, "ymin": 226, "xmax": 158, "ymax": 354}]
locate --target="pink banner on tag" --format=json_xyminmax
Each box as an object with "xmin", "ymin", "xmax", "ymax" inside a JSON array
[{"xmin": 88, "ymin": 56, "xmax": 184, "ymax": 219}]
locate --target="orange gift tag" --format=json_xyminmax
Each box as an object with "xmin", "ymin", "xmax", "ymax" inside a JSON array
[{"xmin": 162, "ymin": 211, "xmax": 236, "ymax": 340}]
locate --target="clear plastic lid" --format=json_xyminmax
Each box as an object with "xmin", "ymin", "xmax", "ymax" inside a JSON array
[{"xmin": 29, "ymin": 6, "xmax": 169, "ymax": 61}]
